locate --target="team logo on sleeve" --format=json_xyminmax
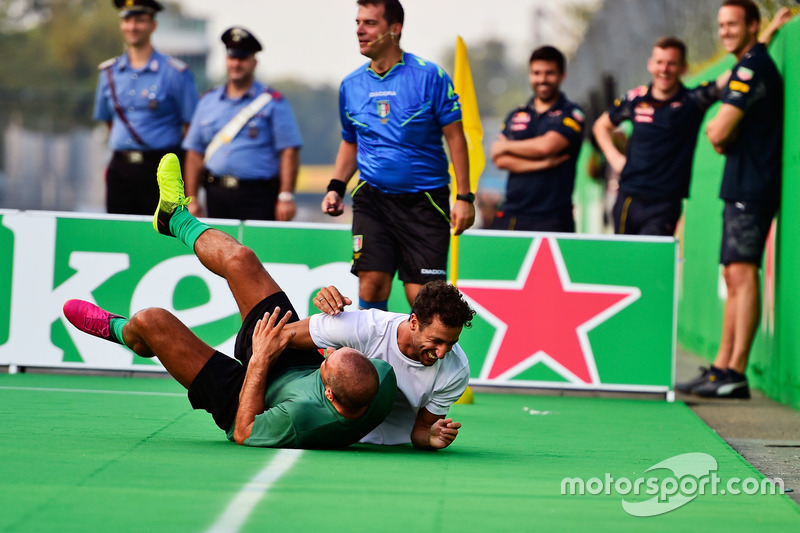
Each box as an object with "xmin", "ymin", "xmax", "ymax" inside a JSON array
[
  {"xmin": 728, "ymin": 80, "xmax": 750, "ymax": 94},
  {"xmin": 736, "ymin": 67, "xmax": 754, "ymax": 81},
  {"xmin": 377, "ymin": 100, "xmax": 390, "ymax": 124},
  {"xmin": 563, "ymin": 117, "xmax": 582, "ymax": 133},
  {"xmin": 626, "ymin": 85, "xmax": 648, "ymax": 100}
]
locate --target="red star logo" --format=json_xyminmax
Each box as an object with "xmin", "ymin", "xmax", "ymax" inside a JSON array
[{"xmin": 459, "ymin": 238, "xmax": 640, "ymax": 384}]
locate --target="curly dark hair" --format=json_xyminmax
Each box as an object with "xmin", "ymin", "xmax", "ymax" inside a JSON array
[{"xmin": 411, "ymin": 281, "xmax": 475, "ymax": 330}]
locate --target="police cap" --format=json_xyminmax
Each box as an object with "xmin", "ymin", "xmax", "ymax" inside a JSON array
[
  {"xmin": 222, "ymin": 27, "xmax": 263, "ymax": 58},
  {"xmin": 114, "ymin": 0, "xmax": 163, "ymax": 18}
]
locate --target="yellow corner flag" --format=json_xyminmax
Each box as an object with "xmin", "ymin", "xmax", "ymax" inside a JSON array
[{"xmin": 448, "ymin": 36, "xmax": 485, "ymax": 286}]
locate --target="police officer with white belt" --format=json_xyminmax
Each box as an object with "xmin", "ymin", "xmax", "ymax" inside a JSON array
[
  {"xmin": 93, "ymin": 0, "xmax": 199, "ymax": 215},
  {"xmin": 182, "ymin": 27, "xmax": 303, "ymax": 221}
]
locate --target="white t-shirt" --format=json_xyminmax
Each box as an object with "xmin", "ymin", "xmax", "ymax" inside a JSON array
[{"xmin": 308, "ymin": 309, "xmax": 470, "ymax": 445}]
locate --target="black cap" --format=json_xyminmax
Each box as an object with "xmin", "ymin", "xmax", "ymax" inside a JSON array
[
  {"xmin": 221, "ymin": 27, "xmax": 262, "ymax": 58},
  {"xmin": 114, "ymin": 0, "xmax": 163, "ymax": 17}
]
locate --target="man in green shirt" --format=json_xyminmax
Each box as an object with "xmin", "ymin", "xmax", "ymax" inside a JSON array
[{"xmin": 63, "ymin": 153, "xmax": 396, "ymax": 448}]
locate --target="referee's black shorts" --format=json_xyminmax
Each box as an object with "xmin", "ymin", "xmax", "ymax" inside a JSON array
[
  {"xmin": 187, "ymin": 291, "xmax": 324, "ymax": 431},
  {"xmin": 351, "ymin": 180, "xmax": 451, "ymax": 285}
]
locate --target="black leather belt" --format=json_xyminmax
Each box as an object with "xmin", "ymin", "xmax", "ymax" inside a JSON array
[
  {"xmin": 206, "ymin": 173, "xmax": 242, "ymax": 188},
  {"xmin": 117, "ymin": 150, "xmax": 145, "ymax": 164},
  {"xmin": 205, "ymin": 173, "xmax": 278, "ymax": 189},
  {"xmin": 113, "ymin": 148, "xmax": 180, "ymax": 165}
]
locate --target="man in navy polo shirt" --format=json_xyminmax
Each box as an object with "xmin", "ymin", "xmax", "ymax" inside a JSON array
[
  {"xmin": 321, "ymin": 0, "xmax": 474, "ymax": 310},
  {"xmin": 593, "ymin": 36, "xmax": 723, "ymax": 236},
  {"xmin": 680, "ymin": 1, "xmax": 791, "ymax": 399},
  {"xmin": 490, "ymin": 46, "xmax": 585, "ymax": 233}
]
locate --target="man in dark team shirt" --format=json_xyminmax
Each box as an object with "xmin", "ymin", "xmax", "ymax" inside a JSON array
[
  {"xmin": 490, "ymin": 46, "xmax": 585, "ymax": 233},
  {"xmin": 593, "ymin": 36, "xmax": 726, "ymax": 236},
  {"xmin": 680, "ymin": 1, "xmax": 792, "ymax": 399}
]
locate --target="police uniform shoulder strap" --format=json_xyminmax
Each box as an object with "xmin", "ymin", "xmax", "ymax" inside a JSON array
[
  {"xmin": 265, "ymin": 86, "xmax": 284, "ymax": 102},
  {"xmin": 166, "ymin": 56, "xmax": 189, "ymax": 72},
  {"xmin": 97, "ymin": 57, "xmax": 118, "ymax": 71},
  {"xmin": 104, "ymin": 66, "xmax": 150, "ymax": 148},
  {"xmin": 204, "ymin": 91, "xmax": 273, "ymax": 164}
]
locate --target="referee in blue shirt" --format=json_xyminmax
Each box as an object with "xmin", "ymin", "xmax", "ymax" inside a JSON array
[
  {"xmin": 182, "ymin": 28, "xmax": 303, "ymax": 221},
  {"xmin": 321, "ymin": 0, "xmax": 474, "ymax": 310},
  {"xmin": 93, "ymin": 0, "xmax": 198, "ymax": 215}
]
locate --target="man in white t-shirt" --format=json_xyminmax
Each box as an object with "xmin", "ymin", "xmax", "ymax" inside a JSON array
[{"xmin": 279, "ymin": 280, "xmax": 475, "ymax": 450}]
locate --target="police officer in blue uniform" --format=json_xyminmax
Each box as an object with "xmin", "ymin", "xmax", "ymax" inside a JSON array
[
  {"xmin": 182, "ymin": 27, "xmax": 303, "ymax": 221},
  {"xmin": 490, "ymin": 46, "xmax": 585, "ymax": 233},
  {"xmin": 93, "ymin": 0, "xmax": 199, "ymax": 215}
]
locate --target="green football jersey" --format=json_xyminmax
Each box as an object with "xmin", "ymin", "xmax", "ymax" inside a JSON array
[{"xmin": 227, "ymin": 359, "xmax": 397, "ymax": 448}]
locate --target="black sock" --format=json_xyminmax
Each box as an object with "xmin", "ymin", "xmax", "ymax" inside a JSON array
[
  {"xmin": 710, "ymin": 366, "xmax": 725, "ymax": 377},
  {"xmin": 726, "ymin": 368, "xmax": 746, "ymax": 381}
]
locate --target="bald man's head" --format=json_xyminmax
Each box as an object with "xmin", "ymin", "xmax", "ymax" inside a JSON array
[{"xmin": 322, "ymin": 348, "xmax": 379, "ymax": 410}]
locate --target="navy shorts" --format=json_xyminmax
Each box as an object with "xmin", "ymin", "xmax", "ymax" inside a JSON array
[
  {"xmin": 613, "ymin": 193, "xmax": 683, "ymax": 236},
  {"xmin": 720, "ymin": 200, "xmax": 777, "ymax": 267},
  {"xmin": 187, "ymin": 292, "xmax": 324, "ymax": 431},
  {"xmin": 351, "ymin": 181, "xmax": 451, "ymax": 284}
]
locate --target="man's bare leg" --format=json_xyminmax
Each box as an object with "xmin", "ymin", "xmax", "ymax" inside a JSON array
[
  {"xmin": 154, "ymin": 153, "xmax": 281, "ymax": 320},
  {"xmin": 358, "ymin": 270, "xmax": 392, "ymax": 310},
  {"xmin": 63, "ymin": 300, "xmax": 215, "ymax": 390},
  {"xmin": 192, "ymin": 229, "xmax": 281, "ymax": 321},
  {"xmin": 124, "ymin": 308, "xmax": 216, "ymax": 389},
  {"xmin": 723, "ymin": 262, "xmax": 760, "ymax": 374},
  {"xmin": 403, "ymin": 282, "xmax": 423, "ymax": 308}
]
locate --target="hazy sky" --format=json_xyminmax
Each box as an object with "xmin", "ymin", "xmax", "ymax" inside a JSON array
[{"xmin": 173, "ymin": 0, "xmax": 586, "ymax": 85}]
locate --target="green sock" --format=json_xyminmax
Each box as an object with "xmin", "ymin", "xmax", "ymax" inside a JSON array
[
  {"xmin": 109, "ymin": 317, "xmax": 129, "ymax": 347},
  {"xmin": 169, "ymin": 208, "xmax": 210, "ymax": 252}
]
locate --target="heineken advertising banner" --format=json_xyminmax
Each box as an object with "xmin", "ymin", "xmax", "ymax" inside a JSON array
[{"xmin": 0, "ymin": 212, "xmax": 676, "ymax": 394}]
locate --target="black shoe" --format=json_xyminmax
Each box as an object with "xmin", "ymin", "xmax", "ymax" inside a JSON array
[
  {"xmin": 692, "ymin": 370, "xmax": 751, "ymax": 399},
  {"xmin": 676, "ymin": 367, "xmax": 716, "ymax": 393}
]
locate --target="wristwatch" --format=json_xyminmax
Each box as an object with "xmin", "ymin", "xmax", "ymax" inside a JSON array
[
  {"xmin": 456, "ymin": 192, "xmax": 475, "ymax": 203},
  {"xmin": 277, "ymin": 191, "xmax": 295, "ymax": 203}
]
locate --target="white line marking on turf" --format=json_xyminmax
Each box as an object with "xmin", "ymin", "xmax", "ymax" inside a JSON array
[
  {"xmin": 0, "ymin": 386, "xmax": 184, "ymax": 397},
  {"xmin": 206, "ymin": 449, "xmax": 303, "ymax": 533}
]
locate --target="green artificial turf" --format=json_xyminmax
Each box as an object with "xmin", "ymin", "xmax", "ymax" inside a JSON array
[{"xmin": 0, "ymin": 373, "xmax": 797, "ymax": 532}]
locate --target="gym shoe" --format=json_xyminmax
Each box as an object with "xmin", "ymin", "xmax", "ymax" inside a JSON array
[
  {"xmin": 692, "ymin": 370, "xmax": 751, "ymax": 399},
  {"xmin": 63, "ymin": 299, "xmax": 124, "ymax": 344},
  {"xmin": 153, "ymin": 153, "xmax": 192, "ymax": 236},
  {"xmin": 676, "ymin": 366, "xmax": 717, "ymax": 393}
]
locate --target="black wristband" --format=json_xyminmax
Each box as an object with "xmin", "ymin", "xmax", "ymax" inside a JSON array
[{"xmin": 327, "ymin": 179, "xmax": 346, "ymax": 197}]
